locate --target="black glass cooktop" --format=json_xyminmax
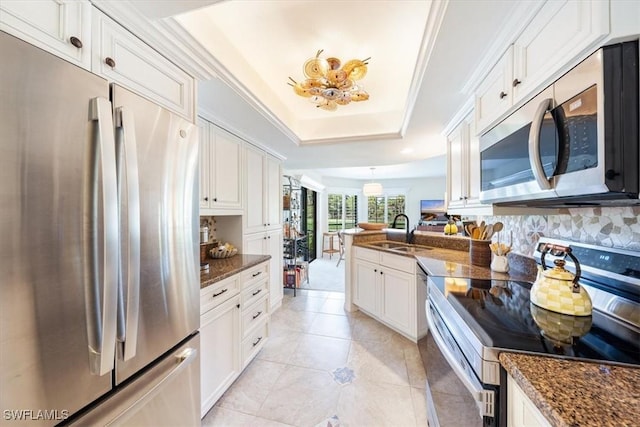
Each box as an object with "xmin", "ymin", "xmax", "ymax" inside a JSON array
[{"xmin": 428, "ymin": 276, "xmax": 640, "ymax": 366}]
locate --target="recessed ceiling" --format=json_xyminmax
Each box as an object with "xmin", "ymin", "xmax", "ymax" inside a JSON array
[
  {"xmin": 175, "ymin": 0, "xmax": 438, "ymax": 144},
  {"xmin": 120, "ymin": 0, "xmax": 527, "ymax": 179}
]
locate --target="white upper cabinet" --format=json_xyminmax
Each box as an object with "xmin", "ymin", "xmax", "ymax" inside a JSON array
[
  {"xmin": 92, "ymin": 9, "xmax": 194, "ymax": 120},
  {"xmin": 244, "ymin": 146, "xmax": 282, "ymax": 234},
  {"xmin": 0, "ymin": 0, "xmax": 92, "ymax": 69},
  {"xmin": 511, "ymin": 0, "xmax": 609, "ymax": 105},
  {"xmin": 475, "ymin": 47, "xmax": 513, "ymax": 134},
  {"xmin": 198, "ymin": 118, "xmax": 243, "ymax": 214},
  {"xmin": 474, "ymin": 0, "xmax": 610, "ymax": 135},
  {"xmin": 0, "ymin": 1, "xmax": 195, "ymax": 121},
  {"xmin": 447, "ymin": 111, "xmax": 490, "ymax": 214}
]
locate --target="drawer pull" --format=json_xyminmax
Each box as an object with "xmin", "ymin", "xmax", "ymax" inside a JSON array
[
  {"xmin": 252, "ymin": 336, "xmax": 262, "ymax": 347},
  {"xmin": 252, "ymin": 271, "xmax": 262, "ymax": 278},
  {"xmin": 105, "ymin": 57, "xmax": 116, "ymax": 68},
  {"xmin": 252, "ymin": 289, "xmax": 262, "ymax": 296},
  {"xmin": 212, "ymin": 288, "xmax": 228, "ymax": 298},
  {"xmin": 252, "ymin": 311, "xmax": 262, "ymax": 320}
]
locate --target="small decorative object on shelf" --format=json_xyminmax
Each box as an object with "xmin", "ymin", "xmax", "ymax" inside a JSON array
[
  {"xmin": 444, "ymin": 220, "xmax": 458, "ymax": 235},
  {"xmin": 209, "ymin": 242, "xmax": 238, "ymax": 259}
]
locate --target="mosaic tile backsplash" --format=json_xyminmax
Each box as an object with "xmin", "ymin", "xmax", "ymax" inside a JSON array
[{"xmin": 479, "ymin": 206, "xmax": 640, "ymax": 257}]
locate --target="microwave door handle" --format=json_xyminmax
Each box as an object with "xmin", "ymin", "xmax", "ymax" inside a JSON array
[
  {"xmin": 115, "ymin": 106, "xmax": 141, "ymax": 362},
  {"xmin": 528, "ymin": 98, "xmax": 553, "ymax": 190}
]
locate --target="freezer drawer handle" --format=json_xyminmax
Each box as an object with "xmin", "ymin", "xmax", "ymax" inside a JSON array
[
  {"xmin": 108, "ymin": 347, "xmax": 198, "ymax": 426},
  {"xmin": 252, "ymin": 311, "xmax": 262, "ymax": 320},
  {"xmin": 115, "ymin": 106, "xmax": 141, "ymax": 362},
  {"xmin": 252, "ymin": 337, "xmax": 263, "ymax": 347},
  {"xmin": 212, "ymin": 288, "xmax": 228, "ymax": 298},
  {"xmin": 87, "ymin": 97, "xmax": 119, "ymax": 376}
]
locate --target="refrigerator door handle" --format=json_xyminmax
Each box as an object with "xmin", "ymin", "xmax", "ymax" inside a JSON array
[
  {"xmin": 107, "ymin": 347, "xmax": 198, "ymax": 426},
  {"xmin": 88, "ymin": 97, "xmax": 119, "ymax": 376},
  {"xmin": 115, "ymin": 106, "xmax": 141, "ymax": 361}
]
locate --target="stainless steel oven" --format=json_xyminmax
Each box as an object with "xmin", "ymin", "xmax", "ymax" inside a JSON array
[
  {"xmin": 422, "ymin": 238, "xmax": 640, "ymax": 427},
  {"xmin": 479, "ymin": 40, "xmax": 639, "ymax": 207}
]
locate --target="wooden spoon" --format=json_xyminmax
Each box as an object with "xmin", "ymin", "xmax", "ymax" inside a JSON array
[
  {"xmin": 482, "ymin": 224, "xmax": 493, "ymax": 240},
  {"xmin": 493, "ymin": 222, "xmax": 504, "ymax": 234}
]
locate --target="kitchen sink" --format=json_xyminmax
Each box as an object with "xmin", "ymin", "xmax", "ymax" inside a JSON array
[
  {"xmin": 366, "ymin": 241, "xmax": 432, "ymax": 254},
  {"xmin": 389, "ymin": 245, "xmax": 432, "ymax": 254}
]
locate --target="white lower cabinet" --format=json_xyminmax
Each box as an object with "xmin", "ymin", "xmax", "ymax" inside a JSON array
[
  {"xmin": 199, "ymin": 261, "xmax": 270, "ymax": 418},
  {"xmin": 352, "ymin": 247, "xmax": 426, "ymax": 342},
  {"xmin": 244, "ymin": 230, "xmax": 282, "ymax": 310},
  {"xmin": 507, "ymin": 374, "xmax": 551, "ymax": 427},
  {"xmin": 200, "ymin": 291, "xmax": 240, "ymax": 418}
]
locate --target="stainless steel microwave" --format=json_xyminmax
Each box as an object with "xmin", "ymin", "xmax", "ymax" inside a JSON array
[{"xmin": 479, "ymin": 41, "xmax": 639, "ymax": 207}]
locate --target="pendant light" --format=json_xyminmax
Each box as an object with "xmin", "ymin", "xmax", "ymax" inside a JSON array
[{"xmin": 363, "ymin": 167, "xmax": 383, "ymax": 196}]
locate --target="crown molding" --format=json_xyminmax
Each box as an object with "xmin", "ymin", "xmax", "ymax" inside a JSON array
[
  {"xmin": 198, "ymin": 106, "xmax": 287, "ymax": 161},
  {"xmin": 441, "ymin": 96, "xmax": 474, "ymax": 136},
  {"xmin": 400, "ymin": 0, "xmax": 450, "ymax": 137},
  {"xmin": 459, "ymin": 0, "xmax": 546, "ymax": 96}
]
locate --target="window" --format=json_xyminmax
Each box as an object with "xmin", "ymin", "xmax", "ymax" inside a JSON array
[
  {"xmin": 328, "ymin": 193, "xmax": 358, "ymax": 231},
  {"xmin": 367, "ymin": 194, "xmax": 406, "ymax": 228}
]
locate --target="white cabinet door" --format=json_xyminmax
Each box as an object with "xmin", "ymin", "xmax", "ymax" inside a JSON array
[
  {"xmin": 198, "ymin": 119, "xmax": 211, "ymax": 210},
  {"xmin": 91, "ymin": 8, "xmax": 194, "ymax": 121},
  {"xmin": 465, "ymin": 115, "xmax": 484, "ymax": 208},
  {"xmin": 512, "ymin": 0, "xmax": 609, "ymax": 104},
  {"xmin": 446, "ymin": 120, "xmax": 467, "ymax": 211},
  {"xmin": 353, "ymin": 259, "xmax": 379, "ymax": 315},
  {"xmin": 211, "ymin": 127, "xmax": 243, "ymax": 211},
  {"xmin": 267, "ymin": 229, "xmax": 283, "ymax": 309},
  {"xmin": 200, "ymin": 295, "xmax": 240, "ymax": 418},
  {"xmin": 446, "ymin": 111, "xmax": 492, "ymax": 215},
  {"xmin": 242, "ymin": 230, "xmax": 281, "ymax": 310},
  {"xmin": 507, "ymin": 375, "xmax": 552, "ymax": 427},
  {"xmin": 0, "ymin": 0, "xmax": 91, "ymax": 69},
  {"xmin": 475, "ymin": 47, "xmax": 513, "ymax": 134},
  {"xmin": 244, "ymin": 146, "xmax": 266, "ymax": 234},
  {"xmin": 265, "ymin": 155, "xmax": 282, "ymax": 228},
  {"xmin": 380, "ymin": 268, "xmax": 415, "ymax": 335},
  {"xmin": 199, "ymin": 120, "xmax": 244, "ymax": 213}
]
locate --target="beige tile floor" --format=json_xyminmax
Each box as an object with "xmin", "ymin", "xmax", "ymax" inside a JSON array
[{"xmin": 202, "ymin": 289, "xmax": 428, "ymax": 426}]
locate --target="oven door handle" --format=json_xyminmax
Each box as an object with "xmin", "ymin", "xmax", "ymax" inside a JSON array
[{"xmin": 426, "ymin": 305, "xmax": 495, "ymax": 417}]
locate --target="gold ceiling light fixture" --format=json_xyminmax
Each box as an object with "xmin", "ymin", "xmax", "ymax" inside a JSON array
[{"xmin": 287, "ymin": 49, "xmax": 370, "ymax": 111}]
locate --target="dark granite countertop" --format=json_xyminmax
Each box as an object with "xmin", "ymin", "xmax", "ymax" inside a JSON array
[
  {"xmin": 200, "ymin": 254, "xmax": 271, "ymax": 289},
  {"xmin": 352, "ymin": 231, "xmax": 536, "ymax": 283},
  {"xmin": 500, "ymin": 352, "xmax": 640, "ymax": 427}
]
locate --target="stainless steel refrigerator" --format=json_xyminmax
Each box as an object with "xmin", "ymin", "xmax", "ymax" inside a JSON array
[{"xmin": 0, "ymin": 32, "xmax": 200, "ymax": 426}]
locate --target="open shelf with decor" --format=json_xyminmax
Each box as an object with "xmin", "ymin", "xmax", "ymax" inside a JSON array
[{"xmin": 282, "ymin": 176, "xmax": 309, "ymax": 295}]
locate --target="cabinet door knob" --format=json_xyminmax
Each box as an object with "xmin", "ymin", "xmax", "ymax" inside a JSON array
[
  {"xmin": 105, "ymin": 57, "xmax": 116, "ymax": 68},
  {"xmin": 380, "ymin": 271, "xmax": 383, "ymax": 275},
  {"xmin": 69, "ymin": 36, "xmax": 83, "ymax": 49},
  {"xmin": 213, "ymin": 197, "xmax": 217, "ymax": 202},
  {"xmin": 204, "ymin": 197, "xmax": 209, "ymax": 202},
  {"xmin": 499, "ymin": 91, "xmax": 507, "ymax": 99},
  {"xmin": 512, "ymin": 78, "xmax": 521, "ymax": 87}
]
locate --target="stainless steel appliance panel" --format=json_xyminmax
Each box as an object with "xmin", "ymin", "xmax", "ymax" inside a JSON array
[
  {"xmin": 0, "ymin": 32, "xmax": 114, "ymax": 424},
  {"xmin": 111, "ymin": 85, "xmax": 199, "ymax": 384},
  {"xmin": 69, "ymin": 334, "xmax": 200, "ymax": 426}
]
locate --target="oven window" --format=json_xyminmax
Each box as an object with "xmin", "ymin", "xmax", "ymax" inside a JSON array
[{"xmin": 480, "ymin": 115, "xmax": 558, "ymax": 191}]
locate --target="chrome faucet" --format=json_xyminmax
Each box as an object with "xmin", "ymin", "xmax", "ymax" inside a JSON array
[{"xmin": 392, "ymin": 214, "xmax": 414, "ymax": 244}]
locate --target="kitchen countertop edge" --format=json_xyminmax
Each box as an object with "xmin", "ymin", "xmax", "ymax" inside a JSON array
[
  {"xmin": 499, "ymin": 352, "xmax": 640, "ymax": 427},
  {"xmin": 200, "ymin": 253, "xmax": 272, "ymax": 289}
]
